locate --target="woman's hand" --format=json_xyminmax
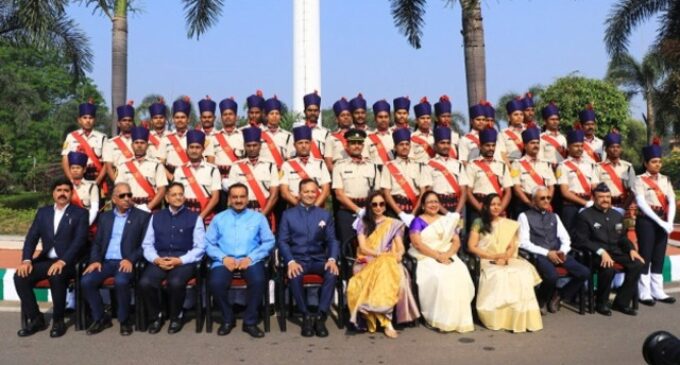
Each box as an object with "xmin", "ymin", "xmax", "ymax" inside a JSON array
[{"xmin": 495, "ymin": 258, "xmax": 508, "ymax": 266}]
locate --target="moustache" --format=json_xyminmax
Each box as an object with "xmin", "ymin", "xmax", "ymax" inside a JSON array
[{"xmin": 57, "ymin": 195, "xmax": 67, "ymax": 199}]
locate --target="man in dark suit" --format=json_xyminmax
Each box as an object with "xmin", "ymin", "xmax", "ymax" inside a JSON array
[
  {"xmin": 14, "ymin": 177, "xmax": 89, "ymax": 337},
  {"xmin": 574, "ymin": 183, "xmax": 645, "ymax": 316},
  {"xmin": 81, "ymin": 182, "xmax": 151, "ymax": 335},
  {"xmin": 277, "ymin": 178, "xmax": 339, "ymax": 337}
]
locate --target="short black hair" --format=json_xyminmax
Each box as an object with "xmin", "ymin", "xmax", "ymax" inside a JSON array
[
  {"xmin": 51, "ymin": 177, "xmax": 73, "ymax": 192},
  {"xmin": 298, "ymin": 178, "xmax": 318, "ymax": 191},
  {"xmin": 166, "ymin": 182, "xmax": 185, "ymax": 193},
  {"xmin": 228, "ymin": 182, "xmax": 249, "ymax": 197}
]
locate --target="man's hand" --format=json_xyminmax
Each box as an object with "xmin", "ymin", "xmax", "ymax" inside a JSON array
[
  {"xmin": 630, "ymin": 250, "xmax": 645, "ymax": 264},
  {"xmin": 547, "ymin": 251, "xmax": 564, "ymax": 265},
  {"xmin": 17, "ymin": 261, "xmax": 32, "ymax": 277},
  {"xmin": 118, "ymin": 259, "xmax": 133, "ymax": 273},
  {"xmin": 325, "ymin": 260, "xmax": 339, "ymax": 276},
  {"xmin": 237, "ymin": 257, "xmax": 252, "ymax": 270},
  {"xmin": 47, "ymin": 260, "xmax": 66, "ymax": 276},
  {"xmin": 287, "ymin": 261, "xmax": 304, "ymax": 279},
  {"xmin": 223, "ymin": 257, "xmax": 238, "ymax": 271},
  {"xmin": 600, "ymin": 251, "xmax": 614, "ymax": 268},
  {"xmin": 83, "ymin": 262, "xmax": 102, "ymax": 275}
]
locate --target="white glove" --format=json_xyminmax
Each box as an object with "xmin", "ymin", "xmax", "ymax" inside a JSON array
[
  {"xmin": 221, "ymin": 178, "xmax": 232, "ymax": 191},
  {"xmin": 585, "ymin": 200, "xmax": 594, "ymax": 208},
  {"xmin": 612, "ymin": 207, "xmax": 625, "ymax": 215},
  {"xmin": 663, "ymin": 222, "xmax": 674, "ymax": 234},
  {"xmin": 352, "ymin": 216, "xmax": 362, "ymax": 231},
  {"xmin": 356, "ymin": 208, "xmax": 366, "ymax": 218},
  {"xmin": 398, "ymin": 212, "xmax": 415, "ymax": 226}
]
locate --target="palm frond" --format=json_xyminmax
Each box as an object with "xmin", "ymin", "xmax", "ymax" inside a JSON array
[
  {"xmin": 656, "ymin": 0, "xmax": 680, "ymax": 64},
  {"xmin": 183, "ymin": 0, "xmax": 224, "ymax": 40},
  {"xmin": 390, "ymin": 0, "xmax": 427, "ymax": 49},
  {"xmin": 604, "ymin": 0, "xmax": 669, "ymax": 56},
  {"xmin": 14, "ymin": 0, "xmax": 68, "ymax": 35},
  {"xmin": 605, "ymin": 52, "xmax": 644, "ymax": 92},
  {"xmin": 46, "ymin": 17, "xmax": 94, "ymax": 85}
]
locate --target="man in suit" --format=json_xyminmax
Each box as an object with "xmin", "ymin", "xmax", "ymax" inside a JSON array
[
  {"xmin": 80, "ymin": 182, "xmax": 151, "ymax": 335},
  {"xmin": 14, "ymin": 177, "xmax": 89, "ymax": 337},
  {"xmin": 574, "ymin": 183, "xmax": 645, "ymax": 316},
  {"xmin": 277, "ymin": 178, "xmax": 339, "ymax": 337},
  {"xmin": 139, "ymin": 182, "xmax": 206, "ymax": 334}
]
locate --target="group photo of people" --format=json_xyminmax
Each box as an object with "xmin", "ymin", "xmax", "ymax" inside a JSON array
[{"xmin": 14, "ymin": 90, "xmax": 677, "ymax": 341}]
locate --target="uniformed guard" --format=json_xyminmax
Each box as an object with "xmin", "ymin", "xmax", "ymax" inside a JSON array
[
  {"xmin": 349, "ymin": 93, "xmax": 371, "ymax": 132},
  {"xmin": 103, "ymin": 101, "xmax": 136, "ymax": 181},
  {"xmin": 466, "ymin": 127, "xmax": 513, "ymax": 224},
  {"xmin": 426, "ymin": 127, "xmax": 469, "ymax": 214},
  {"xmin": 521, "ymin": 92, "xmax": 536, "ymax": 124},
  {"xmin": 62, "ymin": 100, "xmax": 107, "ymax": 188},
  {"xmin": 409, "ymin": 97, "xmax": 435, "ymax": 163},
  {"xmin": 458, "ymin": 102, "xmax": 489, "ymax": 163},
  {"xmin": 483, "ymin": 101, "xmax": 496, "ymax": 129},
  {"xmin": 227, "ymin": 127, "xmax": 280, "ymax": 221},
  {"xmin": 332, "ymin": 129, "xmax": 380, "ymax": 246},
  {"xmin": 324, "ymin": 97, "xmax": 354, "ymax": 171},
  {"xmin": 634, "ymin": 139, "xmax": 677, "ymax": 306},
  {"xmin": 303, "ymin": 91, "xmax": 329, "ymax": 160},
  {"xmin": 172, "ymin": 130, "xmax": 221, "ymax": 225},
  {"xmin": 579, "ymin": 104, "xmax": 604, "ymax": 163},
  {"xmin": 281, "ymin": 126, "xmax": 331, "ymax": 207},
  {"xmin": 365, "ymin": 100, "xmax": 394, "ymax": 170},
  {"xmin": 114, "ymin": 126, "xmax": 168, "ymax": 212},
  {"xmin": 242, "ymin": 90, "xmax": 265, "ymax": 129},
  {"xmin": 538, "ymin": 102, "xmax": 567, "ymax": 166},
  {"xmin": 433, "ymin": 95, "xmax": 461, "ymax": 159},
  {"xmin": 211, "ymin": 97, "xmax": 244, "ymax": 179},
  {"xmin": 147, "ymin": 98, "xmax": 168, "ymax": 161},
  {"xmin": 381, "ymin": 128, "xmax": 432, "ymax": 223},
  {"xmin": 556, "ymin": 129, "xmax": 600, "ymax": 237},
  {"xmin": 497, "ymin": 97, "xmax": 526, "ymax": 163},
  {"xmin": 595, "ymin": 130, "xmax": 635, "ymax": 210},
  {"xmin": 391, "ymin": 96, "xmax": 411, "ymax": 131},
  {"xmin": 67, "ymin": 151, "xmax": 100, "ymax": 227},
  {"xmin": 259, "ymin": 97, "xmax": 294, "ymax": 170},
  {"xmin": 511, "ymin": 124, "xmax": 556, "ymax": 217},
  {"xmin": 197, "ymin": 95, "xmax": 218, "ymax": 137}
]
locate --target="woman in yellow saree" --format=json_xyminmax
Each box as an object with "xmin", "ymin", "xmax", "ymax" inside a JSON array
[
  {"xmin": 347, "ymin": 192, "xmax": 419, "ymax": 338},
  {"xmin": 468, "ymin": 194, "xmax": 543, "ymax": 333}
]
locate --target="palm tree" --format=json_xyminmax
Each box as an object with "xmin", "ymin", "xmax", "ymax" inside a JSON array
[
  {"xmin": 605, "ymin": 51, "xmax": 666, "ymax": 142},
  {"xmin": 389, "ymin": 0, "xmax": 486, "ymax": 110}
]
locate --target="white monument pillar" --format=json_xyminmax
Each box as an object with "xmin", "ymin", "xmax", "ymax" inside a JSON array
[{"xmin": 293, "ymin": 0, "xmax": 321, "ymax": 125}]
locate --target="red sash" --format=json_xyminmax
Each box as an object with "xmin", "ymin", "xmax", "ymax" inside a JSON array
[
  {"xmin": 368, "ymin": 134, "xmax": 391, "ymax": 164},
  {"xmin": 564, "ymin": 160, "xmax": 591, "ymax": 194},
  {"xmin": 70, "ymin": 131, "xmax": 102, "ymax": 170},
  {"xmin": 427, "ymin": 160, "xmax": 461, "ymax": 196},
  {"xmin": 504, "ymin": 130, "xmax": 524, "ymax": 151},
  {"xmin": 261, "ymin": 132, "xmax": 285, "ymax": 168},
  {"xmin": 310, "ymin": 141, "xmax": 323, "ymax": 159},
  {"xmin": 473, "ymin": 160, "xmax": 503, "ymax": 197},
  {"xmin": 541, "ymin": 134, "xmax": 566, "ymax": 158},
  {"xmin": 641, "ymin": 176, "xmax": 668, "ymax": 214},
  {"xmin": 465, "ymin": 134, "xmax": 480, "ymax": 147},
  {"xmin": 583, "ymin": 142, "xmax": 601, "ymax": 162},
  {"xmin": 449, "ymin": 147, "xmax": 458, "ymax": 159},
  {"xmin": 125, "ymin": 160, "xmax": 156, "ymax": 200},
  {"xmin": 168, "ymin": 134, "xmax": 189, "ymax": 164},
  {"xmin": 71, "ymin": 184, "xmax": 84, "ymax": 208},
  {"xmin": 599, "ymin": 162, "xmax": 624, "ymax": 195},
  {"xmin": 332, "ymin": 131, "xmax": 348, "ymax": 151},
  {"xmin": 411, "ymin": 136, "xmax": 435, "ymax": 158},
  {"xmin": 180, "ymin": 165, "xmax": 208, "ymax": 210},
  {"xmin": 112, "ymin": 137, "xmax": 134, "ymax": 160},
  {"xmin": 149, "ymin": 133, "xmax": 160, "ymax": 148},
  {"xmin": 519, "ymin": 160, "xmax": 545, "ymax": 187},
  {"xmin": 385, "ymin": 162, "xmax": 419, "ymax": 205},
  {"xmin": 237, "ymin": 162, "xmax": 268, "ymax": 209},
  {"xmin": 215, "ymin": 133, "xmax": 239, "ymax": 162}
]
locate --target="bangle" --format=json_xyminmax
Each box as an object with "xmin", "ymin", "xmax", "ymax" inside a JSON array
[{"xmin": 22, "ymin": 260, "xmax": 31, "ymax": 263}]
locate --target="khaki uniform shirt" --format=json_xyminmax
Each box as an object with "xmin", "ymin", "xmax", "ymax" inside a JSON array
[
  {"xmin": 556, "ymin": 157, "xmax": 600, "ymax": 194},
  {"xmin": 466, "ymin": 157, "xmax": 513, "ymax": 195},
  {"xmin": 228, "ymin": 158, "xmax": 280, "ymax": 201},
  {"xmin": 280, "ymin": 157, "xmax": 331, "ymax": 197},
  {"xmin": 511, "ymin": 155, "xmax": 556, "ymax": 194},
  {"xmin": 426, "ymin": 155, "xmax": 469, "ymax": 195},
  {"xmin": 331, "ymin": 158, "xmax": 380, "ymax": 199},
  {"xmin": 595, "ymin": 159, "xmax": 635, "ymax": 198},
  {"xmin": 380, "ymin": 158, "xmax": 432, "ymax": 196}
]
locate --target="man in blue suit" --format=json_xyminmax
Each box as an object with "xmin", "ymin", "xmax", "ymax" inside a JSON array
[
  {"xmin": 81, "ymin": 182, "xmax": 151, "ymax": 335},
  {"xmin": 278, "ymin": 178, "xmax": 339, "ymax": 337},
  {"xmin": 15, "ymin": 177, "xmax": 89, "ymax": 338}
]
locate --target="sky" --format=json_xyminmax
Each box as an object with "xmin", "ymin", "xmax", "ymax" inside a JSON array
[{"xmin": 66, "ymin": 0, "xmax": 658, "ymax": 120}]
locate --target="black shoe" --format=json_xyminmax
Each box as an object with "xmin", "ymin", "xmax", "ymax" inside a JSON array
[
  {"xmin": 314, "ymin": 315, "xmax": 329, "ymax": 338},
  {"xmin": 217, "ymin": 322, "xmax": 236, "ymax": 336},
  {"xmin": 654, "ymin": 296, "xmax": 676, "ymax": 304},
  {"xmin": 301, "ymin": 315, "xmax": 315, "ymax": 337},
  {"xmin": 120, "ymin": 321, "xmax": 133, "ymax": 336},
  {"xmin": 539, "ymin": 305, "xmax": 547, "ymax": 316},
  {"xmin": 612, "ymin": 303, "xmax": 637, "ymax": 316},
  {"xmin": 640, "ymin": 299, "xmax": 656, "ymax": 306},
  {"xmin": 86, "ymin": 317, "xmax": 113, "ymax": 335},
  {"xmin": 17, "ymin": 314, "xmax": 47, "ymax": 337},
  {"xmin": 167, "ymin": 319, "xmax": 184, "ymax": 334},
  {"xmin": 148, "ymin": 318, "xmax": 165, "ymax": 334},
  {"xmin": 595, "ymin": 304, "xmax": 612, "ymax": 316},
  {"xmin": 50, "ymin": 320, "xmax": 67, "ymax": 338},
  {"xmin": 548, "ymin": 293, "xmax": 561, "ymax": 313},
  {"xmin": 242, "ymin": 324, "xmax": 265, "ymax": 338}
]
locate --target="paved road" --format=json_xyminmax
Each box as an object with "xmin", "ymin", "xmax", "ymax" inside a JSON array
[{"xmin": 1, "ymin": 293, "xmax": 679, "ymax": 365}]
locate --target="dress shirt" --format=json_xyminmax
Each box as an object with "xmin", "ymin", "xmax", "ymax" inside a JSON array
[
  {"xmin": 205, "ymin": 208, "xmax": 275, "ymax": 268},
  {"xmin": 104, "ymin": 207, "xmax": 129, "ymax": 260},
  {"xmin": 518, "ymin": 210, "xmax": 571, "ymax": 256}
]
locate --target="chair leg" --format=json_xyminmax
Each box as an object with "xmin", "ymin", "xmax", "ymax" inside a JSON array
[
  {"xmin": 336, "ymin": 280, "xmax": 345, "ymax": 329},
  {"xmin": 205, "ymin": 287, "xmax": 213, "ymax": 333},
  {"xmin": 264, "ymin": 281, "xmax": 270, "ymax": 333},
  {"xmin": 579, "ymin": 284, "xmax": 585, "ymax": 315},
  {"xmin": 195, "ymin": 284, "xmax": 203, "ymax": 333},
  {"xmin": 588, "ymin": 275, "xmax": 595, "ymax": 314},
  {"xmin": 277, "ymin": 279, "xmax": 287, "ymax": 332}
]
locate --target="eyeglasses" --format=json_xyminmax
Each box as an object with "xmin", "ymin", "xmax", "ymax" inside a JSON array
[
  {"xmin": 117, "ymin": 192, "xmax": 133, "ymax": 199},
  {"xmin": 371, "ymin": 202, "xmax": 386, "ymax": 208},
  {"xmin": 537, "ymin": 196, "xmax": 552, "ymax": 201}
]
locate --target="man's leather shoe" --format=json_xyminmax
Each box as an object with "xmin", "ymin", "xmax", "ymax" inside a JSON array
[
  {"xmin": 548, "ymin": 293, "xmax": 561, "ymax": 313},
  {"xmin": 596, "ymin": 304, "xmax": 612, "ymax": 316},
  {"xmin": 539, "ymin": 305, "xmax": 547, "ymax": 316},
  {"xmin": 301, "ymin": 315, "xmax": 315, "ymax": 337},
  {"xmin": 120, "ymin": 321, "xmax": 133, "ymax": 336},
  {"xmin": 314, "ymin": 315, "xmax": 329, "ymax": 338},
  {"xmin": 50, "ymin": 320, "xmax": 67, "ymax": 338},
  {"xmin": 86, "ymin": 317, "xmax": 112, "ymax": 335},
  {"xmin": 639, "ymin": 298, "xmax": 656, "ymax": 306},
  {"xmin": 654, "ymin": 296, "xmax": 676, "ymax": 304},
  {"xmin": 147, "ymin": 318, "xmax": 164, "ymax": 334},
  {"xmin": 17, "ymin": 314, "xmax": 47, "ymax": 337},
  {"xmin": 167, "ymin": 319, "xmax": 184, "ymax": 334},
  {"xmin": 242, "ymin": 324, "xmax": 265, "ymax": 338},
  {"xmin": 217, "ymin": 322, "xmax": 236, "ymax": 336},
  {"xmin": 612, "ymin": 303, "xmax": 637, "ymax": 316}
]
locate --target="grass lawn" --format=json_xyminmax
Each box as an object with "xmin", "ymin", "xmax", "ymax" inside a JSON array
[{"xmin": 0, "ymin": 207, "xmax": 35, "ymax": 235}]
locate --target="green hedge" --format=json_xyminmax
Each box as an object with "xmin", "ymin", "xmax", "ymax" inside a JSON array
[
  {"xmin": 0, "ymin": 192, "xmax": 51, "ymax": 210},
  {"xmin": 0, "ymin": 207, "xmax": 35, "ymax": 235}
]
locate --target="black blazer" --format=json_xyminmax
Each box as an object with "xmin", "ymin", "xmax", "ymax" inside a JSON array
[
  {"xmin": 574, "ymin": 206, "xmax": 634, "ymax": 256},
  {"xmin": 22, "ymin": 204, "xmax": 89, "ymax": 265},
  {"xmin": 89, "ymin": 207, "xmax": 151, "ymax": 264}
]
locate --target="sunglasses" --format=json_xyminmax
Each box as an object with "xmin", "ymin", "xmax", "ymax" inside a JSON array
[
  {"xmin": 371, "ymin": 202, "xmax": 386, "ymax": 208},
  {"xmin": 348, "ymin": 140, "xmax": 364, "ymax": 145},
  {"xmin": 537, "ymin": 196, "xmax": 552, "ymax": 201},
  {"xmin": 118, "ymin": 192, "xmax": 133, "ymax": 199}
]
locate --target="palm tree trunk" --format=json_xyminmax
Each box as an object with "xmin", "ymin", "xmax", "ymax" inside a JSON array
[
  {"xmin": 461, "ymin": 0, "xmax": 486, "ymax": 112},
  {"xmin": 111, "ymin": 0, "xmax": 128, "ymax": 135},
  {"xmin": 646, "ymin": 90, "xmax": 655, "ymax": 142}
]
